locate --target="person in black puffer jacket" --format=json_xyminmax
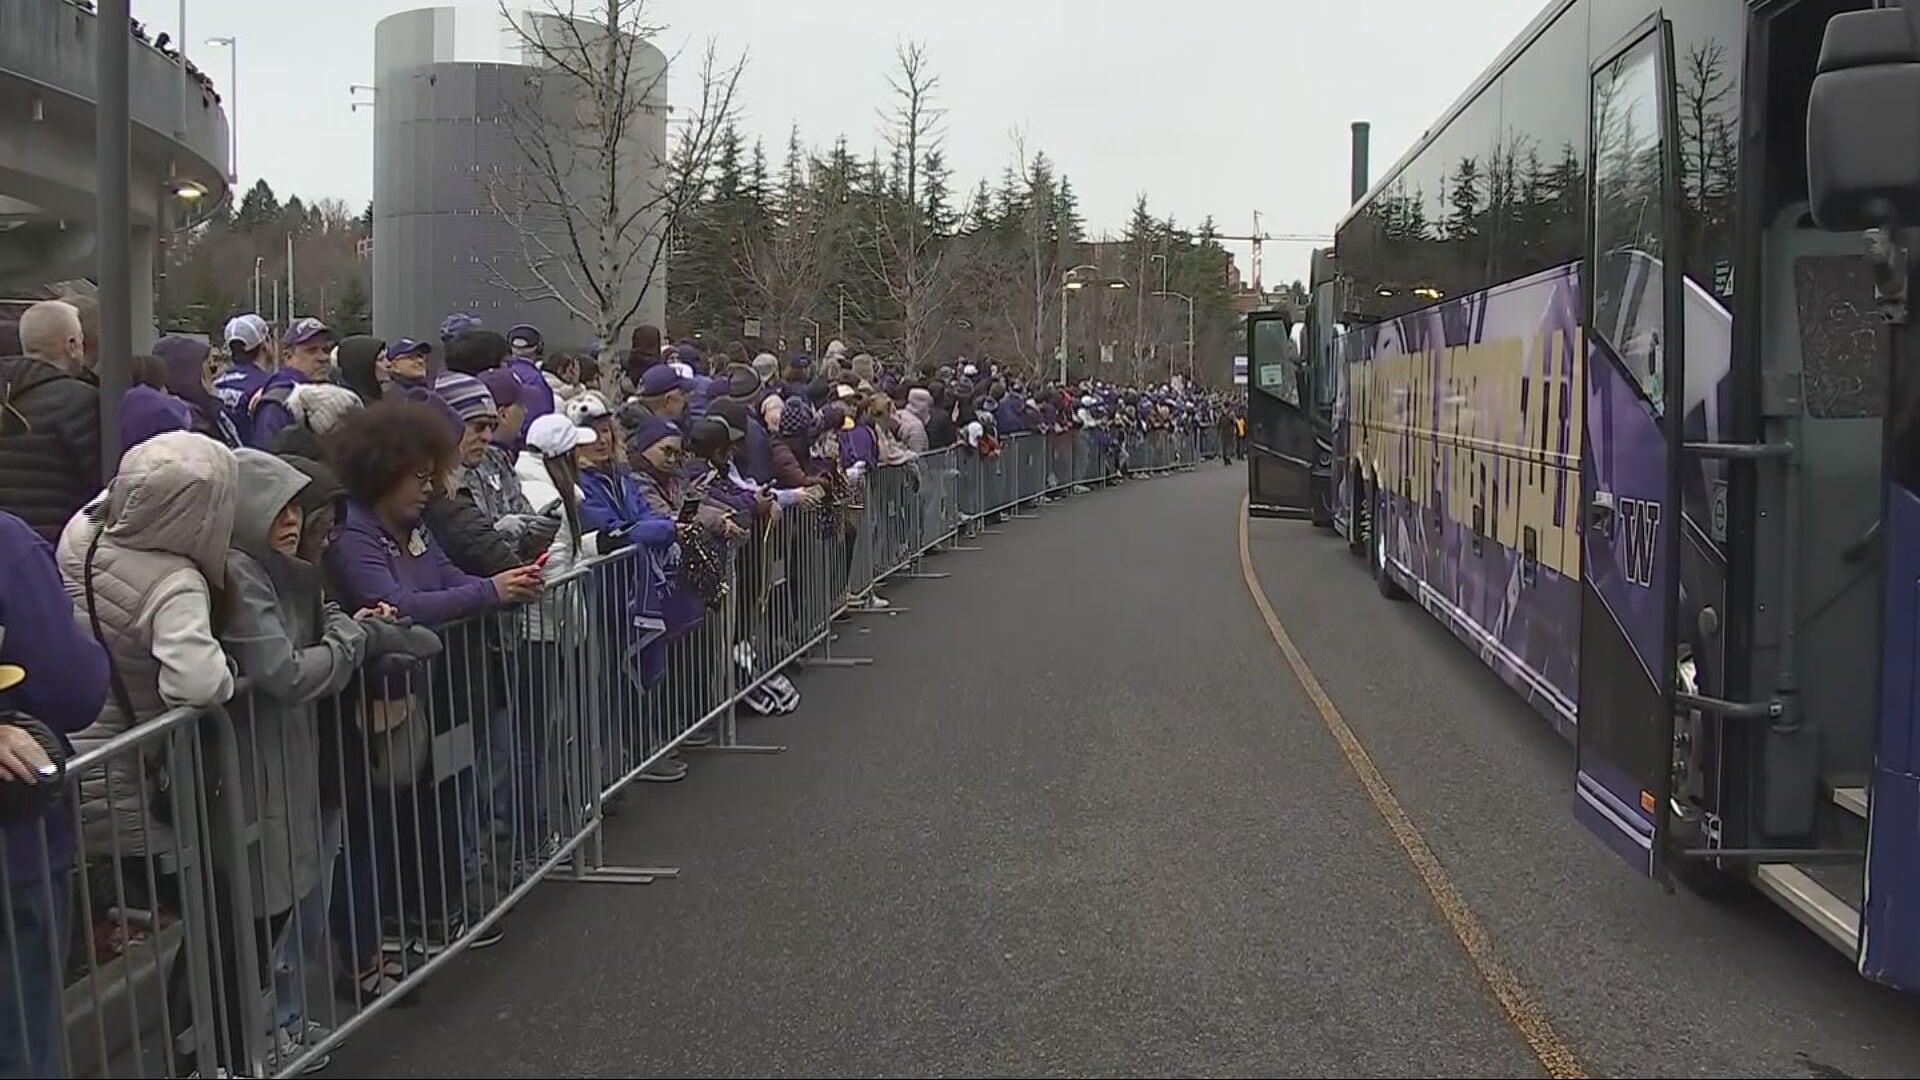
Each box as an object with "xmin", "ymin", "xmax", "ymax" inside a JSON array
[{"xmin": 0, "ymin": 301, "xmax": 101, "ymax": 541}]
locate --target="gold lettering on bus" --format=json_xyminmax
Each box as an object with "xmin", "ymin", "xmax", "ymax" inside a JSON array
[{"xmin": 1353, "ymin": 326, "xmax": 1584, "ymax": 582}]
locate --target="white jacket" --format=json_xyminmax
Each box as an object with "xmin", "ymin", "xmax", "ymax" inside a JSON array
[{"xmin": 516, "ymin": 450, "xmax": 597, "ymax": 642}]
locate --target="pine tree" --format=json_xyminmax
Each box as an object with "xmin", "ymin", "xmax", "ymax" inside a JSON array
[
  {"xmin": 748, "ymin": 139, "xmax": 770, "ymax": 211},
  {"xmin": 359, "ymin": 201, "xmax": 374, "ymax": 231},
  {"xmin": 965, "ymin": 180, "xmax": 994, "ymax": 234},
  {"xmin": 1445, "ymin": 156, "xmax": 1481, "ymax": 240},
  {"xmin": 234, "ymin": 179, "xmax": 280, "ymax": 232},
  {"xmin": 1055, "ymin": 175, "xmax": 1083, "ymax": 246},
  {"xmin": 922, "ymin": 149, "xmax": 957, "ymax": 237},
  {"xmin": 337, "ymin": 275, "xmax": 372, "ymax": 334}
]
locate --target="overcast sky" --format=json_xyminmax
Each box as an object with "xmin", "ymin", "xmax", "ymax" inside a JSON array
[{"xmin": 135, "ymin": 0, "xmax": 1546, "ymax": 284}]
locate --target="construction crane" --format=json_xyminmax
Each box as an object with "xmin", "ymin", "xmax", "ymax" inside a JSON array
[{"xmin": 1212, "ymin": 212, "xmax": 1332, "ymax": 294}]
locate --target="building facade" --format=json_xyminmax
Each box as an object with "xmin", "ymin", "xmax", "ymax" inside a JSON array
[
  {"xmin": 371, "ymin": 6, "xmax": 667, "ymax": 349},
  {"xmin": 0, "ymin": 0, "xmax": 230, "ymax": 337}
]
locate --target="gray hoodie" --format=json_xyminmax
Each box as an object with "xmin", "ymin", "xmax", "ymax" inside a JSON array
[{"xmin": 221, "ymin": 449, "xmax": 370, "ymax": 916}]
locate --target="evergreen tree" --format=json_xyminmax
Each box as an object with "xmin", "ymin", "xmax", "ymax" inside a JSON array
[
  {"xmin": 748, "ymin": 139, "xmax": 770, "ymax": 211},
  {"xmin": 336, "ymin": 275, "xmax": 372, "ymax": 334},
  {"xmin": 1445, "ymin": 156, "xmax": 1481, "ymax": 240},
  {"xmin": 359, "ymin": 200, "xmax": 374, "ymax": 231},
  {"xmin": 922, "ymin": 149, "xmax": 957, "ymax": 237},
  {"xmin": 1055, "ymin": 175, "xmax": 1083, "ymax": 246},
  {"xmin": 777, "ymin": 127, "xmax": 808, "ymax": 218},
  {"xmin": 233, "ymin": 179, "xmax": 280, "ymax": 232},
  {"xmin": 965, "ymin": 180, "xmax": 993, "ymax": 234}
]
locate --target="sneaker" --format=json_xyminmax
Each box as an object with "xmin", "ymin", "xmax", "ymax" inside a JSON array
[
  {"xmin": 271, "ymin": 1020, "xmax": 332, "ymax": 1074},
  {"xmin": 680, "ymin": 729, "xmax": 713, "ymax": 748},
  {"xmin": 468, "ymin": 921, "xmax": 506, "ymax": 950}
]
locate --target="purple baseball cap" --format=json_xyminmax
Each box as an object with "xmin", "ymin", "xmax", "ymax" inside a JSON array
[
  {"xmin": 284, "ymin": 317, "xmax": 334, "ymax": 347},
  {"xmin": 639, "ymin": 364, "xmax": 695, "ymax": 397},
  {"xmin": 440, "ymin": 312, "xmax": 482, "ymax": 339},
  {"xmin": 391, "ymin": 337, "xmax": 432, "ymax": 357}
]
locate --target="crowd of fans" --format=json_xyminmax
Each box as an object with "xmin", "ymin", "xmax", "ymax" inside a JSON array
[{"xmin": 0, "ymin": 296, "xmax": 1236, "ymax": 1077}]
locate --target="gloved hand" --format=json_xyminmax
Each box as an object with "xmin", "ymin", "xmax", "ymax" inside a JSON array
[
  {"xmin": 0, "ymin": 715, "xmax": 63, "ymax": 825},
  {"xmin": 359, "ymin": 617, "xmax": 443, "ymax": 663},
  {"xmin": 518, "ymin": 514, "xmax": 561, "ymax": 554}
]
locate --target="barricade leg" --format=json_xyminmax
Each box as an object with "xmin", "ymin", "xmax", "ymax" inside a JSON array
[{"xmin": 804, "ymin": 510, "xmax": 874, "ymax": 668}]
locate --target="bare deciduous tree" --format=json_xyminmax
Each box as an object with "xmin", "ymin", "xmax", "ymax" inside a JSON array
[
  {"xmin": 487, "ymin": 0, "xmax": 743, "ymax": 345},
  {"xmin": 860, "ymin": 41, "xmax": 949, "ymax": 366}
]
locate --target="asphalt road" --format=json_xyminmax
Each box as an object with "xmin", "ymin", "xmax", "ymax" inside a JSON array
[{"xmin": 331, "ymin": 463, "xmax": 1920, "ymax": 1079}]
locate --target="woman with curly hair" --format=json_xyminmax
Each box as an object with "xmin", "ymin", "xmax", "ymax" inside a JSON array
[{"xmin": 322, "ymin": 399, "xmax": 541, "ymax": 955}]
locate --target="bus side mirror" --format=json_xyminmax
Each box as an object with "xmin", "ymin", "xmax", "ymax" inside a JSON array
[{"xmin": 1808, "ymin": 9, "xmax": 1920, "ymax": 230}]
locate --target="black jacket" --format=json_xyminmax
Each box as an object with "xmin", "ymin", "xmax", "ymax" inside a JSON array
[
  {"xmin": 423, "ymin": 485, "xmax": 519, "ymax": 577},
  {"xmin": 924, "ymin": 411, "xmax": 957, "ymax": 450},
  {"xmin": 0, "ymin": 356, "xmax": 101, "ymax": 542},
  {"xmin": 268, "ymin": 422, "xmax": 326, "ymax": 461}
]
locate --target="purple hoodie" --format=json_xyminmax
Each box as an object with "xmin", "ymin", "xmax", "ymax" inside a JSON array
[{"xmin": 118, "ymin": 384, "xmax": 193, "ymax": 454}]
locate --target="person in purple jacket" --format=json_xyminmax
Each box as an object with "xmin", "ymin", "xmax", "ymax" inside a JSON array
[
  {"xmin": 325, "ymin": 399, "xmax": 542, "ymax": 625},
  {"xmin": 118, "ymin": 354, "xmax": 194, "ymax": 454},
  {"xmin": 250, "ymin": 317, "xmax": 336, "ymax": 449},
  {"xmin": 322, "ymin": 399, "xmax": 541, "ymax": 950},
  {"xmin": 212, "ymin": 313, "xmax": 275, "ymax": 446},
  {"xmin": 503, "ymin": 324, "xmax": 556, "ymax": 443},
  {"xmin": 0, "ymin": 508, "xmax": 109, "ymax": 1078}
]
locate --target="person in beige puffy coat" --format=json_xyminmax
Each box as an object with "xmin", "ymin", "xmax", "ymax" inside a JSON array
[{"xmin": 57, "ymin": 431, "xmax": 237, "ymax": 861}]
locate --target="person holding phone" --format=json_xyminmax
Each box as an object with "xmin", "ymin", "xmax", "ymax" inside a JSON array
[{"xmin": 324, "ymin": 400, "xmax": 540, "ymax": 955}]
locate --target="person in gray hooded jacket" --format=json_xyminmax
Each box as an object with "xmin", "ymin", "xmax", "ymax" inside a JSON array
[
  {"xmin": 223, "ymin": 450, "xmax": 372, "ymax": 923},
  {"xmin": 222, "ymin": 450, "xmax": 440, "ymax": 1056}
]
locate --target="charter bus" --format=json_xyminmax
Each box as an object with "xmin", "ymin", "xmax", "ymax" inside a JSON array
[{"xmin": 1245, "ymin": 0, "xmax": 1920, "ymax": 990}]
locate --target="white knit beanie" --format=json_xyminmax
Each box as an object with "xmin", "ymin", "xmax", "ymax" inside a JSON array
[{"xmin": 287, "ymin": 383, "xmax": 364, "ymax": 435}]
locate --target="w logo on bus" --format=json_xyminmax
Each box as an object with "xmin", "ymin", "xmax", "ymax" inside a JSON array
[{"xmin": 1618, "ymin": 498, "xmax": 1662, "ymax": 588}]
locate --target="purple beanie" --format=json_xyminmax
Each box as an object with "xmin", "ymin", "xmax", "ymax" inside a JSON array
[
  {"xmin": 403, "ymin": 385, "xmax": 466, "ymax": 440},
  {"xmin": 622, "ymin": 413, "xmax": 681, "ymax": 457},
  {"xmin": 478, "ymin": 368, "xmax": 522, "ymax": 410}
]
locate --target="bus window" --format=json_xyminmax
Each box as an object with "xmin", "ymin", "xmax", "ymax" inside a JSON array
[
  {"xmin": 1252, "ymin": 318, "xmax": 1300, "ymax": 407},
  {"xmin": 1591, "ymin": 38, "xmax": 1671, "ymax": 413}
]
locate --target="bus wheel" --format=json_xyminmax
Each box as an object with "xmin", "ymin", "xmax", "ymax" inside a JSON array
[{"xmin": 1374, "ymin": 489, "xmax": 1408, "ymax": 602}]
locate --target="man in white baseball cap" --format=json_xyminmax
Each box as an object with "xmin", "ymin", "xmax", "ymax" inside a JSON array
[{"xmin": 213, "ymin": 313, "xmax": 276, "ymax": 446}]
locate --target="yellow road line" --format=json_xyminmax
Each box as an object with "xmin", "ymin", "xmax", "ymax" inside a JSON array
[{"xmin": 1238, "ymin": 498, "xmax": 1586, "ymax": 1080}]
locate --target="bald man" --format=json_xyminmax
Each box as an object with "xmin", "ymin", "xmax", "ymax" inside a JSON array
[{"xmin": 0, "ymin": 300, "xmax": 102, "ymax": 540}]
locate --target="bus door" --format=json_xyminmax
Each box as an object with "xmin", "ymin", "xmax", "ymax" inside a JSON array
[
  {"xmin": 1247, "ymin": 311, "xmax": 1315, "ymax": 518},
  {"xmin": 1574, "ymin": 18, "xmax": 1686, "ymax": 878}
]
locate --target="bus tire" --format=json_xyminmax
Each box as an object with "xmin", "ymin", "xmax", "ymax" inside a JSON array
[{"xmin": 1374, "ymin": 489, "xmax": 1408, "ymax": 602}]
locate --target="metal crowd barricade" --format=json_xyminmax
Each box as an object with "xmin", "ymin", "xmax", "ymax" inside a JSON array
[{"xmin": 0, "ymin": 704, "xmax": 259, "ymax": 1078}]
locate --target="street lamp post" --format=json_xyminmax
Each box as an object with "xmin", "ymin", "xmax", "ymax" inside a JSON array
[
  {"xmin": 1155, "ymin": 291, "xmax": 1195, "ymax": 382},
  {"xmin": 1058, "ymin": 263, "xmax": 1100, "ymax": 384},
  {"xmin": 205, "ymin": 36, "xmax": 238, "ymax": 183},
  {"xmin": 800, "ymin": 316, "xmax": 821, "ymax": 355},
  {"xmin": 98, "ymin": 0, "xmax": 132, "ymax": 481}
]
